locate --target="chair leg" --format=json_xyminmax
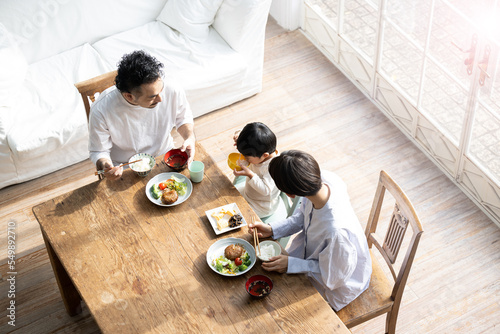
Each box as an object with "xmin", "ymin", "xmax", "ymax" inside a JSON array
[{"xmin": 385, "ymin": 309, "xmax": 398, "ymax": 334}]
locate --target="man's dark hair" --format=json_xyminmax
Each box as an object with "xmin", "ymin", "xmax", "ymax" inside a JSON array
[
  {"xmin": 269, "ymin": 150, "xmax": 322, "ymax": 197},
  {"xmin": 236, "ymin": 122, "xmax": 277, "ymax": 158},
  {"xmin": 115, "ymin": 50, "xmax": 164, "ymax": 93}
]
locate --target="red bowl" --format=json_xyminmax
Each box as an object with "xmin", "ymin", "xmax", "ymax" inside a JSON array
[
  {"xmin": 164, "ymin": 149, "xmax": 188, "ymax": 171},
  {"xmin": 245, "ymin": 275, "xmax": 273, "ymax": 298}
]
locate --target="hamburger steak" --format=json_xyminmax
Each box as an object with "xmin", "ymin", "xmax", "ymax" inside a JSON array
[
  {"xmin": 161, "ymin": 188, "xmax": 178, "ymax": 204},
  {"xmin": 224, "ymin": 244, "xmax": 245, "ymax": 260}
]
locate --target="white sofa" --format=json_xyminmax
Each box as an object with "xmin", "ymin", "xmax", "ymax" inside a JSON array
[{"xmin": 0, "ymin": 0, "xmax": 272, "ymax": 189}]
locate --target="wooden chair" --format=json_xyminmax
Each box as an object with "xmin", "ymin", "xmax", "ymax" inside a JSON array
[
  {"xmin": 279, "ymin": 192, "xmax": 301, "ymax": 218},
  {"xmin": 74, "ymin": 70, "xmax": 117, "ymax": 179},
  {"xmin": 336, "ymin": 170, "xmax": 424, "ymax": 334},
  {"xmin": 74, "ymin": 70, "xmax": 117, "ymax": 122}
]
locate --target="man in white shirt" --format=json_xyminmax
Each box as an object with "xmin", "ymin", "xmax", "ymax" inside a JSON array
[
  {"xmin": 88, "ymin": 50, "xmax": 195, "ymax": 180},
  {"xmin": 248, "ymin": 150, "xmax": 372, "ymax": 311}
]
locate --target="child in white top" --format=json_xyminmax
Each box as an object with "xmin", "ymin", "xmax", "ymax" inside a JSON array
[{"xmin": 232, "ymin": 122, "xmax": 280, "ymax": 218}]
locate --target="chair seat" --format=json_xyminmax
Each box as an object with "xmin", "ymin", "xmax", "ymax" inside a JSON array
[{"xmin": 336, "ymin": 251, "xmax": 394, "ymax": 328}]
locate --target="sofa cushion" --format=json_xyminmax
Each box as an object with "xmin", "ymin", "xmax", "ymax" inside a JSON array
[
  {"xmin": 213, "ymin": 0, "xmax": 271, "ymax": 52},
  {"xmin": 0, "ymin": 23, "xmax": 28, "ymax": 108},
  {"xmin": 156, "ymin": 0, "xmax": 223, "ymax": 43},
  {"xmin": 6, "ymin": 43, "xmax": 112, "ymax": 162},
  {"xmin": 92, "ymin": 21, "xmax": 247, "ymax": 117}
]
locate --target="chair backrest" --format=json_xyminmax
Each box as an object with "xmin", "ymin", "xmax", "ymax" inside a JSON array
[
  {"xmin": 365, "ymin": 170, "xmax": 423, "ymax": 308},
  {"xmin": 279, "ymin": 192, "xmax": 301, "ymax": 217},
  {"xmin": 74, "ymin": 70, "xmax": 117, "ymax": 122}
]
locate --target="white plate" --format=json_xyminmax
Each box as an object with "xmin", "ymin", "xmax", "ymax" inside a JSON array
[
  {"xmin": 205, "ymin": 203, "xmax": 247, "ymax": 235},
  {"xmin": 206, "ymin": 238, "xmax": 256, "ymax": 277},
  {"xmin": 145, "ymin": 172, "xmax": 192, "ymax": 207}
]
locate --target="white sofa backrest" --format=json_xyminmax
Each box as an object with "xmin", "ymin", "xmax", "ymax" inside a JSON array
[{"xmin": 0, "ymin": 0, "xmax": 167, "ymax": 64}]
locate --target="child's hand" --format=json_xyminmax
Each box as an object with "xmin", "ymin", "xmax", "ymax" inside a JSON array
[
  {"xmin": 233, "ymin": 164, "xmax": 253, "ymax": 178},
  {"xmin": 247, "ymin": 221, "xmax": 273, "ymax": 239},
  {"xmin": 232, "ymin": 129, "xmax": 241, "ymax": 147},
  {"xmin": 262, "ymin": 255, "xmax": 288, "ymax": 273}
]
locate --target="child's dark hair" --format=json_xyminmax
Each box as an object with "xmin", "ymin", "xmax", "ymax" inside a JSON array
[
  {"xmin": 115, "ymin": 50, "xmax": 164, "ymax": 93},
  {"xmin": 269, "ymin": 150, "xmax": 322, "ymax": 196},
  {"xmin": 236, "ymin": 122, "xmax": 277, "ymax": 158}
]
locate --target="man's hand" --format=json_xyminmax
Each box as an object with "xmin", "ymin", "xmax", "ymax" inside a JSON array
[
  {"xmin": 247, "ymin": 221, "xmax": 273, "ymax": 239},
  {"xmin": 96, "ymin": 158, "xmax": 123, "ymax": 181},
  {"xmin": 178, "ymin": 123, "xmax": 196, "ymax": 164},
  {"xmin": 262, "ymin": 255, "xmax": 288, "ymax": 273},
  {"xmin": 180, "ymin": 137, "xmax": 196, "ymax": 164}
]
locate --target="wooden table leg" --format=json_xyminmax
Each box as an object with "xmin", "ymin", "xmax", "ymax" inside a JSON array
[{"xmin": 42, "ymin": 232, "xmax": 82, "ymax": 316}]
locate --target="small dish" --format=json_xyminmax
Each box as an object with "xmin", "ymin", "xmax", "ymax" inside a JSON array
[
  {"xmin": 164, "ymin": 149, "xmax": 188, "ymax": 171},
  {"xmin": 256, "ymin": 240, "xmax": 282, "ymax": 262},
  {"xmin": 205, "ymin": 203, "xmax": 247, "ymax": 235},
  {"xmin": 129, "ymin": 153, "xmax": 155, "ymax": 177},
  {"xmin": 245, "ymin": 275, "xmax": 273, "ymax": 298}
]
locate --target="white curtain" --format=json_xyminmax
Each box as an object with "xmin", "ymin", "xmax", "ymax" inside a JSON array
[{"xmin": 270, "ymin": 0, "xmax": 302, "ymax": 31}]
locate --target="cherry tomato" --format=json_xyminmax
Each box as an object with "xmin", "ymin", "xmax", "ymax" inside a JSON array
[
  {"xmin": 159, "ymin": 182, "xmax": 167, "ymax": 190},
  {"xmin": 234, "ymin": 258, "xmax": 242, "ymax": 266}
]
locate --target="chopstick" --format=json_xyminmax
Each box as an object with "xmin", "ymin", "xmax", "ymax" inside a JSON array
[
  {"xmin": 94, "ymin": 159, "xmax": 142, "ymax": 175},
  {"xmin": 252, "ymin": 216, "xmax": 261, "ymax": 255}
]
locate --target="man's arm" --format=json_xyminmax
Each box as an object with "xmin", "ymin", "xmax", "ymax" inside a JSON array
[
  {"xmin": 88, "ymin": 103, "xmax": 123, "ymax": 180},
  {"xmin": 177, "ymin": 123, "xmax": 196, "ymax": 164}
]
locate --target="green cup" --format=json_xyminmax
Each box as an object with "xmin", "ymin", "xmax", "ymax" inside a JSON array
[{"xmin": 189, "ymin": 161, "xmax": 204, "ymax": 183}]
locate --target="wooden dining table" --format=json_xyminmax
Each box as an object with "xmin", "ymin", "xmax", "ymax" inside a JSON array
[{"xmin": 33, "ymin": 142, "xmax": 350, "ymax": 333}]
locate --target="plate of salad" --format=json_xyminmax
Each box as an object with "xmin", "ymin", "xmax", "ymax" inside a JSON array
[
  {"xmin": 207, "ymin": 237, "xmax": 256, "ymax": 277},
  {"xmin": 145, "ymin": 172, "xmax": 192, "ymax": 207}
]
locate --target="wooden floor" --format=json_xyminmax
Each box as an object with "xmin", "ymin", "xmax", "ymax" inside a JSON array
[{"xmin": 1, "ymin": 17, "xmax": 499, "ymax": 334}]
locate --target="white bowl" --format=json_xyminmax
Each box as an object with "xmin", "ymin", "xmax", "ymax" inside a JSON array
[
  {"xmin": 256, "ymin": 240, "xmax": 282, "ymax": 262},
  {"xmin": 129, "ymin": 153, "xmax": 155, "ymax": 177}
]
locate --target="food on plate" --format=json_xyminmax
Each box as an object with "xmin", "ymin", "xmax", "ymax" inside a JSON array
[
  {"xmin": 212, "ymin": 246, "xmax": 252, "ymax": 275},
  {"xmin": 224, "ymin": 244, "xmax": 244, "ymax": 260},
  {"xmin": 228, "ymin": 213, "xmax": 243, "ymax": 228},
  {"xmin": 258, "ymin": 244, "xmax": 276, "ymax": 261},
  {"xmin": 151, "ymin": 184, "xmax": 161, "ymax": 199},
  {"xmin": 161, "ymin": 188, "xmax": 178, "ymax": 204},
  {"xmin": 150, "ymin": 175, "xmax": 187, "ymax": 203},
  {"xmin": 211, "ymin": 209, "xmax": 244, "ymax": 230},
  {"xmin": 132, "ymin": 158, "xmax": 152, "ymax": 172},
  {"xmin": 211, "ymin": 208, "xmax": 237, "ymax": 230}
]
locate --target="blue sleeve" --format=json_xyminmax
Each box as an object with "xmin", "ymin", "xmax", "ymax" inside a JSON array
[{"xmin": 270, "ymin": 200, "xmax": 306, "ymax": 239}]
